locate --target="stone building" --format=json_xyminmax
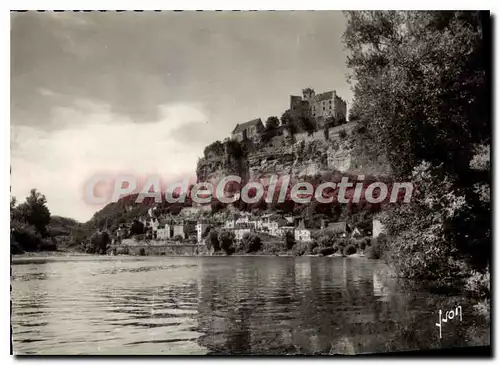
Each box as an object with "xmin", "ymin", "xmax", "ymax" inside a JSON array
[
  {"xmin": 196, "ymin": 219, "xmax": 210, "ymax": 244},
  {"xmin": 231, "ymin": 118, "xmax": 265, "ymax": 142},
  {"xmin": 290, "ymin": 88, "xmax": 347, "ymax": 124}
]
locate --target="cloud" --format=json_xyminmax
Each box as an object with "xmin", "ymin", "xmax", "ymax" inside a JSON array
[{"xmin": 10, "ymin": 100, "xmax": 208, "ymax": 221}]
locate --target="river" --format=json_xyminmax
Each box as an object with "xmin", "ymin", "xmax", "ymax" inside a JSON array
[{"xmin": 11, "ymin": 255, "xmax": 490, "ymax": 355}]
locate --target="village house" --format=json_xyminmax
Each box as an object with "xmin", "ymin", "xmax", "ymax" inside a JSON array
[
  {"xmin": 323, "ymin": 221, "xmax": 351, "ymax": 237},
  {"xmin": 290, "ymin": 88, "xmax": 347, "ymax": 124},
  {"xmin": 269, "ymin": 217, "xmax": 294, "ymax": 237},
  {"xmin": 234, "ymin": 228, "xmax": 251, "ymax": 241},
  {"xmin": 231, "ymin": 118, "xmax": 265, "ymax": 142},
  {"xmin": 196, "ymin": 219, "xmax": 211, "ymax": 244},
  {"xmin": 155, "ymin": 219, "xmax": 195, "ymax": 240},
  {"xmin": 257, "ymin": 213, "xmax": 279, "ymax": 231},
  {"xmin": 233, "ymin": 222, "xmax": 254, "ymax": 241},
  {"xmin": 223, "ymin": 213, "xmax": 239, "ymax": 229},
  {"xmin": 294, "ymin": 219, "xmax": 312, "ymax": 242}
]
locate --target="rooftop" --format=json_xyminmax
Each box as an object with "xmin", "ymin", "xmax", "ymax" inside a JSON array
[{"xmin": 232, "ymin": 118, "xmax": 263, "ymax": 134}]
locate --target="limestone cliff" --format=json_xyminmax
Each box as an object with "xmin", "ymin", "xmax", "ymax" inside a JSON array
[{"xmin": 196, "ymin": 122, "xmax": 359, "ymax": 184}]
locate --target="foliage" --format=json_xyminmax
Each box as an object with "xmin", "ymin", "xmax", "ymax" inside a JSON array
[
  {"xmin": 207, "ymin": 230, "xmax": 220, "ymax": 251},
  {"xmin": 240, "ymin": 232, "xmax": 262, "ymax": 253},
  {"xmin": 292, "ymin": 241, "xmax": 309, "ymax": 256},
  {"xmin": 47, "ymin": 216, "xmax": 80, "ymax": 237},
  {"xmin": 338, "ymin": 129, "xmax": 347, "ymax": 139},
  {"xmin": 202, "ymin": 226, "xmax": 212, "ymax": 239},
  {"xmin": 204, "ymin": 140, "xmax": 224, "ymax": 158},
  {"xmin": 343, "ymin": 11, "xmax": 490, "ymax": 286},
  {"xmin": 218, "ymin": 230, "xmax": 236, "ymax": 255},
  {"xmin": 465, "ymin": 267, "xmax": 490, "ymax": 298},
  {"xmin": 284, "ymin": 231, "xmax": 296, "ymax": 250},
  {"xmin": 265, "ymin": 116, "xmax": 280, "ymax": 130},
  {"xmin": 10, "ymin": 189, "xmax": 58, "ymax": 252},
  {"xmin": 280, "ymin": 102, "xmax": 315, "ymax": 135},
  {"xmin": 366, "ymin": 234, "xmax": 388, "ymax": 259},
  {"xmin": 11, "ymin": 225, "xmax": 43, "ymax": 252},
  {"xmin": 139, "ymin": 248, "xmax": 146, "ymax": 256},
  {"xmin": 173, "ymin": 234, "xmax": 184, "ymax": 242},
  {"xmin": 319, "ymin": 246, "xmax": 337, "ymax": 256},
  {"xmin": 12, "ymin": 189, "xmax": 51, "ymax": 237},
  {"xmin": 130, "ymin": 220, "xmax": 145, "ymax": 235},
  {"xmin": 344, "ymin": 244, "xmax": 357, "ymax": 256},
  {"xmin": 225, "ymin": 139, "xmax": 244, "ymax": 159},
  {"xmin": 344, "ymin": 11, "xmax": 489, "ymax": 178},
  {"xmin": 261, "ymin": 116, "xmax": 280, "ymax": 142},
  {"xmin": 84, "ymin": 231, "xmax": 110, "ymax": 254}
]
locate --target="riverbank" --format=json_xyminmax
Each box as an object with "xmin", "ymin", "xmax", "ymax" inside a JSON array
[
  {"xmin": 11, "ymin": 251, "xmax": 91, "ymax": 258},
  {"xmin": 11, "ymin": 250, "xmax": 369, "ymax": 260}
]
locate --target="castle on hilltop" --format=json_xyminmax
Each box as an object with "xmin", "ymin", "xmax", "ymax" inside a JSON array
[
  {"xmin": 230, "ymin": 87, "xmax": 348, "ymax": 142},
  {"xmin": 291, "ymin": 88, "xmax": 347, "ymax": 122}
]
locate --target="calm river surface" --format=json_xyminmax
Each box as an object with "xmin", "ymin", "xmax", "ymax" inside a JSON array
[{"xmin": 11, "ymin": 255, "xmax": 490, "ymax": 355}]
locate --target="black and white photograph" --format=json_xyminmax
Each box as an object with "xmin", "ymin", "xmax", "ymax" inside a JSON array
[{"xmin": 9, "ymin": 8, "xmax": 492, "ymax": 356}]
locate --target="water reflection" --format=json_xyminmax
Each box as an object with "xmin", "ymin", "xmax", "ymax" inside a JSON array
[{"xmin": 11, "ymin": 256, "xmax": 489, "ymax": 355}]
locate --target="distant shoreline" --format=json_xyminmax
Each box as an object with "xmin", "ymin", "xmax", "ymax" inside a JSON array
[{"xmin": 11, "ymin": 250, "xmax": 368, "ymax": 261}]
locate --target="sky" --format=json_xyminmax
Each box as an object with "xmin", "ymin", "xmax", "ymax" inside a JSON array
[{"xmin": 10, "ymin": 11, "xmax": 353, "ymax": 222}]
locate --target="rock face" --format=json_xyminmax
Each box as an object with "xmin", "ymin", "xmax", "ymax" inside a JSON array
[{"xmin": 196, "ymin": 122, "xmax": 358, "ymax": 184}]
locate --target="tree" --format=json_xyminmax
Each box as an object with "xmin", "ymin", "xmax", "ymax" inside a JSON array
[
  {"xmin": 20, "ymin": 189, "xmax": 51, "ymax": 237},
  {"xmin": 218, "ymin": 230, "xmax": 235, "ymax": 255},
  {"xmin": 86, "ymin": 231, "xmax": 110, "ymax": 254},
  {"xmin": 265, "ymin": 116, "xmax": 280, "ymax": 130},
  {"xmin": 343, "ymin": 11, "xmax": 490, "ymax": 284},
  {"xmin": 284, "ymin": 231, "xmax": 296, "ymax": 250},
  {"xmin": 261, "ymin": 116, "xmax": 280, "ymax": 143},
  {"xmin": 207, "ymin": 230, "xmax": 220, "ymax": 251},
  {"xmin": 173, "ymin": 234, "xmax": 184, "ymax": 242},
  {"xmin": 344, "ymin": 11, "xmax": 489, "ymax": 178},
  {"xmin": 280, "ymin": 110, "xmax": 297, "ymax": 135},
  {"xmin": 130, "ymin": 219, "xmax": 145, "ymax": 235},
  {"xmin": 241, "ymin": 232, "xmax": 262, "ymax": 253}
]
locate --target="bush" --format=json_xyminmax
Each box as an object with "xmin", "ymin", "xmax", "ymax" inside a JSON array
[
  {"xmin": 207, "ymin": 230, "xmax": 220, "ymax": 251},
  {"xmin": 39, "ymin": 238, "xmax": 58, "ymax": 251},
  {"xmin": 86, "ymin": 231, "xmax": 111, "ymax": 254},
  {"xmin": 317, "ymin": 235, "xmax": 332, "ymax": 248},
  {"xmin": 173, "ymin": 234, "xmax": 184, "ymax": 242},
  {"xmin": 292, "ymin": 241, "xmax": 308, "ymax": 256},
  {"xmin": 366, "ymin": 234, "xmax": 388, "ymax": 259},
  {"xmin": 241, "ymin": 232, "xmax": 262, "ymax": 253},
  {"xmin": 202, "ymin": 226, "xmax": 212, "ymax": 239},
  {"xmin": 284, "ymin": 231, "xmax": 296, "ymax": 250},
  {"xmin": 218, "ymin": 230, "xmax": 235, "ymax": 255},
  {"xmin": 133, "ymin": 234, "xmax": 145, "ymax": 242},
  {"xmin": 319, "ymin": 246, "xmax": 337, "ymax": 256},
  {"xmin": 139, "ymin": 248, "xmax": 146, "ymax": 256},
  {"xmin": 465, "ymin": 268, "xmax": 490, "ymax": 298},
  {"xmin": 307, "ymin": 240, "xmax": 318, "ymax": 253},
  {"xmin": 344, "ymin": 244, "xmax": 357, "ymax": 256},
  {"xmin": 11, "ymin": 225, "xmax": 43, "ymax": 252},
  {"xmin": 339, "ymin": 129, "xmax": 347, "ymax": 139},
  {"xmin": 262, "ymin": 240, "xmax": 285, "ymax": 254},
  {"xmin": 130, "ymin": 220, "xmax": 145, "ymax": 235},
  {"xmin": 335, "ymin": 238, "xmax": 349, "ymax": 249}
]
